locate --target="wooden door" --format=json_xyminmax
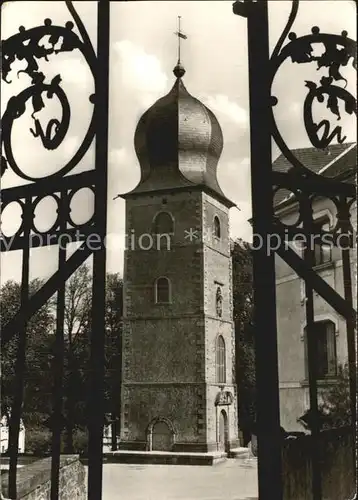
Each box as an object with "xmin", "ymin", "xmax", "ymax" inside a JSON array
[{"xmin": 152, "ymin": 421, "xmax": 172, "ymax": 451}]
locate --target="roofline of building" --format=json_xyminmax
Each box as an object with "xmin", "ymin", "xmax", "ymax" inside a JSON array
[
  {"xmin": 274, "ymin": 144, "xmax": 357, "ymax": 211},
  {"xmin": 246, "ymin": 164, "xmax": 356, "ymax": 226},
  {"xmin": 317, "ymin": 142, "xmax": 356, "ymax": 176},
  {"xmin": 120, "ymin": 184, "xmax": 237, "ymax": 209},
  {"xmin": 275, "ymin": 171, "xmax": 356, "ymax": 214}
]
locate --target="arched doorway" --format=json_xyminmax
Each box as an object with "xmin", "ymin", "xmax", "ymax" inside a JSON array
[
  {"xmin": 218, "ymin": 409, "xmax": 229, "ymax": 452},
  {"xmin": 147, "ymin": 418, "xmax": 175, "ymax": 451}
]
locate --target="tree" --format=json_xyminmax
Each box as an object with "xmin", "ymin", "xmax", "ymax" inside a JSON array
[
  {"xmin": 61, "ymin": 264, "xmax": 92, "ymax": 452},
  {"xmin": 60, "ymin": 266, "xmax": 123, "ymax": 451},
  {"xmin": 231, "ymin": 238, "xmax": 256, "ymax": 443},
  {"xmin": 104, "ymin": 273, "xmax": 123, "ymax": 450},
  {"xmin": 0, "ymin": 279, "xmax": 55, "ymax": 425},
  {"xmin": 319, "ymin": 363, "xmax": 352, "ymax": 428},
  {"xmin": 1, "ymin": 268, "xmax": 124, "ymax": 454}
]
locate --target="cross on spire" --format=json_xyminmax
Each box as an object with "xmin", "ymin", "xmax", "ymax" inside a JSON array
[{"xmin": 174, "ymin": 16, "xmax": 187, "ymax": 64}]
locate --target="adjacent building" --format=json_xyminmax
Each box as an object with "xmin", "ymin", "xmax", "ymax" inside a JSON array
[
  {"xmin": 0, "ymin": 415, "xmax": 25, "ymax": 454},
  {"xmin": 274, "ymin": 142, "xmax": 357, "ymax": 431}
]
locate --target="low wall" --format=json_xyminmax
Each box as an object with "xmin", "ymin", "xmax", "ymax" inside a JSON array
[
  {"xmin": 282, "ymin": 427, "xmax": 355, "ymax": 500},
  {"xmin": 1, "ymin": 455, "xmax": 86, "ymax": 500}
]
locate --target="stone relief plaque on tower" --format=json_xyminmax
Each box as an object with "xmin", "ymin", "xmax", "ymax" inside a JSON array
[
  {"xmin": 215, "ymin": 389, "xmax": 234, "ymax": 406},
  {"xmin": 216, "ymin": 287, "xmax": 223, "ymax": 317}
]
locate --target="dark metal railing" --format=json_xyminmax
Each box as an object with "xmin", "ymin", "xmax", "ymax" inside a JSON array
[
  {"xmin": 241, "ymin": 3, "xmax": 283, "ymax": 497},
  {"xmin": 1, "ymin": 1, "xmax": 110, "ymax": 498},
  {"xmin": 233, "ymin": 1, "xmax": 356, "ymax": 499}
]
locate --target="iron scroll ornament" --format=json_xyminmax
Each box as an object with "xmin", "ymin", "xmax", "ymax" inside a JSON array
[
  {"xmin": 269, "ymin": 0, "xmax": 357, "ymax": 177},
  {"xmin": 1, "ymin": 0, "xmax": 97, "ymax": 181}
]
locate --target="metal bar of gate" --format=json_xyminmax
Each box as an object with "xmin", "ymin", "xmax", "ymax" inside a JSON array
[
  {"xmin": 340, "ymin": 197, "xmax": 357, "ymax": 489},
  {"xmin": 276, "ymin": 244, "xmax": 356, "ymax": 323},
  {"xmin": 302, "ymin": 200, "xmax": 322, "ymax": 500},
  {"xmin": 342, "ymin": 247, "xmax": 357, "ymax": 489},
  {"xmin": 7, "ymin": 196, "xmax": 31, "ymax": 499},
  {"xmin": 87, "ymin": 1, "xmax": 110, "ymax": 498},
  {"xmin": 245, "ymin": 2, "xmax": 283, "ymax": 498},
  {"xmin": 1, "ymin": 244, "xmax": 92, "ymax": 346},
  {"xmin": 50, "ymin": 190, "xmax": 67, "ymax": 500}
]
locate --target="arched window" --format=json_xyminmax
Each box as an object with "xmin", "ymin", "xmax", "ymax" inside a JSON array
[
  {"xmin": 155, "ymin": 277, "xmax": 171, "ymax": 304},
  {"xmin": 153, "ymin": 212, "xmax": 173, "ymax": 250},
  {"xmin": 313, "ymin": 217, "xmax": 332, "ymax": 266},
  {"xmin": 304, "ymin": 320, "xmax": 337, "ymax": 379},
  {"xmin": 213, "ymin": 216, "xmax": 221, "ymax": 239},
  {"xmin": 153, "ymin": 212, "xmax": 174, "ymax": 235},
  {"xmin": 216, "ymin": 287, "xmax": 223, "ymax": 317},
  {"xmin": 216, "ymin": 335, "xmax": 226, "ymax": 384}
]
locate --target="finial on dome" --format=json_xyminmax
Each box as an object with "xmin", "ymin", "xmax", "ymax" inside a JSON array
[
  {"xmin": 173, "ymin": 16, "xmax": 187, "ymax": 79},
  {"xmin": 173, "ymin": 62, "xmax": 185, "ymax": 78}
]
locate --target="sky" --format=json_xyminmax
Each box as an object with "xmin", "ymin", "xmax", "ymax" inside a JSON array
[{"xmin": 0, "ymin": 0, "xmax": 356, "ymax": 284}]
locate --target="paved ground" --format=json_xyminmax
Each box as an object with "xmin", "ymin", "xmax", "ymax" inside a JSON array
[{"xmin": 101, "ymin": 458, "xmax": 258, "ymax": 500}]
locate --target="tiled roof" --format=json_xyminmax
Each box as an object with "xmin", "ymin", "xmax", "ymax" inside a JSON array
[
  {"xmin": 273, "ymin": 142, "xmax": 356, "ymax": 207},
  {"xmin": 273, "ymin": 142, "xmax": 354, "ymax": 174},
  {"xmin": 321, "ymin": 144, "xmax": 357, "ymax": 179}
]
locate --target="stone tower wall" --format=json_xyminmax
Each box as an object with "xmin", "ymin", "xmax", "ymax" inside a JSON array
[{"xmin": 120, "ymin": 189, "xmax": 238, "ymax": 451}]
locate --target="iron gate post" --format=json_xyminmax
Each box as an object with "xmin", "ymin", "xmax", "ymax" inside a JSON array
[
  {"xmin": 340, "ymin": 198, "xmax": 357, "ymax": 489},
  {"xmin": 50, "ymin": 190, "xmax": 67, "ymax": 500},
  {"xmin": 1, "ymin": 1, "xmax": 111, "ymax": 498},
  {"xmin": 7, "ymin": 196, "xmax": 31, "ymax": 499},
  {"xmin": 301, "ymin": 199, "xmax": 322, "ymax": 499},
  {"xmin": 87, "ymin": 1, "xmax": 110, "ymax": 499},
  {"xmin": 234, "ymin": 1, "xmax": 283, "ymax": 498}
]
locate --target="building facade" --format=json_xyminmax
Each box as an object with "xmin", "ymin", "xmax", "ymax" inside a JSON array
[
  {"xmin": 274, "ymin": 143, "xmax": 357, "ymax": 431},
  {"xmin": 0, "ymin": 415, "xmax": 25, "ymax": 454},
  {"xmin": 119, "ymin": 63, "xmax": 239, "ymax": 453}
]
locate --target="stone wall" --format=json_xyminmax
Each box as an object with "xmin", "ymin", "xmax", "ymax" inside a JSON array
[
  {"xmin": 1, "ymin": 455, "xmax": 86, "ymax": 500},
  {"xmin": 282, "ymin": 427, "xmax": 355, "ymax": 500},
  {"xmin": 202, "ymin": 194, "xmax": 238, "ymax": 448}
]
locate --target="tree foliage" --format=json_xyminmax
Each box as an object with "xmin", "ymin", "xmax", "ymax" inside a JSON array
[
  {"xmin": 0, "ymin": 279, "xmax": 54, "ymax": 424},
  {"xmin": 319, "ymin": 363, "xmax": 352, "ymax": 428},
  {"xmin": 61, "ymin": 264, "xmax": 92, "ymax": 451},
  {"xmin": 104, "ymin": 272, "xmax": 123, "ymax": 417},
  {"xmin": 0, "ymin": 268, "xmax": 123, "ymax": 453},
  {"xmin": 231, "ymin": 238, "xmax": 256, "ymax": 437}
]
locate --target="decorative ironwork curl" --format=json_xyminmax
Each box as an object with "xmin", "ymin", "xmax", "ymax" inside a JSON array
[
  {"xmin": 32, "ymin": 194, "xmax": 61, "ymax": 235},
  {"xmin": 1, "ymin": 1, "xmax": 96, "ymax": 181},
  {"xmin": 0, "ymin": 184, "xmax": 96, "ymax": 248},
  {"xmin": 0, "ymin": 199, "xmax": 25, "ymax": 238},
  {"xmin": 273, "ymin": 186, "xmax": 303, "ymax": 228},
  {"xmin": 270, "ymin": 0, "xmax": 357, "ymax": 176},
  {"xmin": 273, "ymin": 191, "xmax": 355, "ymax": 247},
  {"xmin": 67, "ymin": 186, "xmax": 95, "ymax": 228}
]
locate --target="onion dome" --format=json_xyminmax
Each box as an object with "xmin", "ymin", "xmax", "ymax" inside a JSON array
[{"xmin": 125, "ymin": 63, "xmax": 235, "ymax": 207}]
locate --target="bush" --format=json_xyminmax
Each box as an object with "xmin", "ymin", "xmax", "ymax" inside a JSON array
[
  {"xmin": 319, "ymin": 363, "xmax": 351, "ymax": 429},
  {"xmin": 25, "ymin": 427, "xmax": 52, "ymax": 455},
  {"xmin": 73, "ymin": 428, "xmax": 88, "ymax": 454},
  {"xmin": 25, "ymin": 426, "xmax": 89, "ymax": 455}
]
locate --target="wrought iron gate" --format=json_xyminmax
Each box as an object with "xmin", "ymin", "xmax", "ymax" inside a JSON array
[
  {"xmin": 1, "ymin": 1, "xmax": 356, "ymax": 499},
  {"xmin": 233, "ymin": 1, "xmax": 356, "ymax": 499},
  {"xmin": 1, "ymin": 1, "xmax": 110, "ymax": 498}
]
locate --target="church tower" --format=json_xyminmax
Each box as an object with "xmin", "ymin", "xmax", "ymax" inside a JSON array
[{"xmin": 119, "ymin": 60, "xmax": 239, "ymax": 453}]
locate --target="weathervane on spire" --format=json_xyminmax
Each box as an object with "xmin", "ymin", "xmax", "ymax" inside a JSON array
[{"xmin": 174, "ymin": 16, "xmax": 187, "ymax": 65}]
